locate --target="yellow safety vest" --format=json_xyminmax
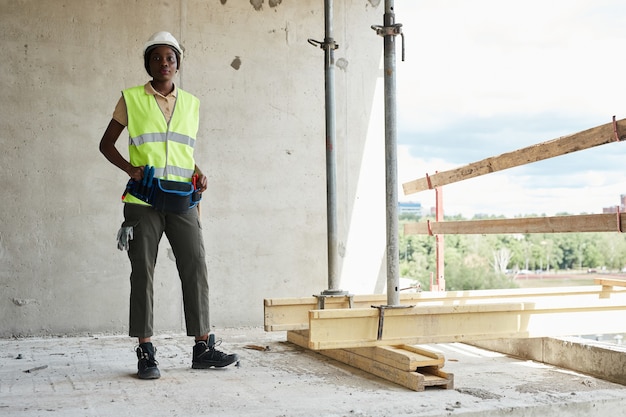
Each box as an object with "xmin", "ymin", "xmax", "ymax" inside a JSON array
[{"xmin": 121, "ymin": 85, "xmax": 200, "ymax": 205}]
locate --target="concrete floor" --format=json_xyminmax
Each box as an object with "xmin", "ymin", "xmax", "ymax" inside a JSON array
[{"xmin": 1, "ymin": 327, "xmax": 625, "ymax": 417}]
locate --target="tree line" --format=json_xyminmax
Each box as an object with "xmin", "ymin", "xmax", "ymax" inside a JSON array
[{"xmin": 399, "ymin": 213, "xmax": 626, "ymax": 291}]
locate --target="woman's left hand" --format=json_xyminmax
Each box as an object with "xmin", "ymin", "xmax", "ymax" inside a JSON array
[{"xmin": 196, "ymin": 174, "xmax": 208, "ymax": 192}]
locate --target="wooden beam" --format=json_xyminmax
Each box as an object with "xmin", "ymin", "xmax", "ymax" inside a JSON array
[
  {"xmin": 316, "ymin": 347, "xmax": 453, "ymax": 391},
  {"xmin": 342, "ymin": 345, "xmax": 445, "ymax": 371},
  {"xmin": 264, "ymin": 285, "xmax": 624, "ymax": 331},
  {"xmin": 305, "ymin": 292, "xmax": 626, "ymax": 349},
  {"xmin": 287, "ymin": 330, "xmax": 453, "ymax": 391},
  {"xmin": 595, "ymin": 277, "xmax": 626, "ymax": 288},
  {"xmin": 402, "ymin": 117, "xmax": 626, "ymax": 195},
  {"xmin": 403, "ymin": 213, "xmax": 626, "ymax": 235},
  {"xmin": 595, "ymin": 277, "xmax": 626, "ymax": 296},
  {"xmin": 288, "ymin": 331, "xmax": 444, "ymax": 371}
]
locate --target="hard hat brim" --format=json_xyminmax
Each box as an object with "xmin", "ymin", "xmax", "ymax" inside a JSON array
[
  {"xmin": 144, "ymin": 41, "xmax": 183, "ymax": 59},
  {"xmin": 143, "ymin": 32, "xmax": 183, "ymax": 59}
]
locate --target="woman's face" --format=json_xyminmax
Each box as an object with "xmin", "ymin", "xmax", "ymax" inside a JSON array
[{"xmin": 148, "ymin": 45, "xmax": 178, "ymax": 81}]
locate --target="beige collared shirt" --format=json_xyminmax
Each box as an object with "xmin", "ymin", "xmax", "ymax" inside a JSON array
[{"xmin": 112, "ymin": 82, "xmax": 178, "ymax": 126}]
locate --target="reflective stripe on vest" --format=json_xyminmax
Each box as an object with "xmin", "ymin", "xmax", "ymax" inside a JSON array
[{"xmin": 122, "ymin": 85, "xmax": 200, "ymax": 205}]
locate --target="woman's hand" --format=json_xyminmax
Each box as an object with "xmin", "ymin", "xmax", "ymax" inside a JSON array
[
  {"xmin": 196, "ymin": 173, "xmax": 208, "ymax": 192},
  {"xmin": 194, "ymin": 165, "xmax": 208, "ymax": 192},
  {"xmin": 127, "ymin": 165, "xmax": 144, "ymax": 182}
]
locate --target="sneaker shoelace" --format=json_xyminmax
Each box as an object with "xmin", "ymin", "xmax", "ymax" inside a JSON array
[
  {"xmin": 199, "ymin": 339, "xmax": 230, "ymax": 359},
  {"xmin": 211, "ymin": 347, "xmax": 230, "ymax": 359},
  {"xmin": 137, "ymin": 346, "xmax": 159, "ymax": 366}
]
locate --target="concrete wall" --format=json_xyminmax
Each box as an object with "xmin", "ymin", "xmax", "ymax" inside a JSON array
[{"xmin": 0, "ymin": 0, "xmax": 387, "ymax": 337}]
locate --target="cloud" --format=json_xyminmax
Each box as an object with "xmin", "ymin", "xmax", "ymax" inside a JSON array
[
  {"xmin": 394, "ymin": 0, "xmax": 626, "ymax": 217},
  {"xmin": 399, "ymin": 113, "xmax": 597, "ymax": 164},
  {"xmin": 398, "ymin": 144, "xmax": 625, "ymax": 217}
]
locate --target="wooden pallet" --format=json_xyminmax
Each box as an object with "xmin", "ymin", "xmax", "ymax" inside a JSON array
[{"xmin": 287, "ymin": 330, "xmax": 453, "ymax": 392}]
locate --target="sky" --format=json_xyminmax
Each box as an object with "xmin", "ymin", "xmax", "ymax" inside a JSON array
[{"xmin": 393, "ymin": 0, "xmax": 626, "ymax": 217}]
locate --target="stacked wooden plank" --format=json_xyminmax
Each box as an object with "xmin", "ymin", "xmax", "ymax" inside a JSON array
[
  {"xmin": 287, "ymin": 330, "xmax": 453, "ymax": 391},
  {"xmin": 264, "ymin": 283, "xmax": 626, "ymax": 391}
]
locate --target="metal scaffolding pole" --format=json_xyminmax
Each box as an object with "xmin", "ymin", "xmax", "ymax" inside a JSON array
[
  {"xmin": 309, "ymin": 0, "xmax": 346, "ymax": 297},
  {"xmin": 372, "ymin": 0, "xmax": 403, "ymax": 306}
]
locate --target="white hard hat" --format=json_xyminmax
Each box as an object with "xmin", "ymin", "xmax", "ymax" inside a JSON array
[{"xmin": 143, "ymin": 31, "xmax": 183, "ymax": 59}]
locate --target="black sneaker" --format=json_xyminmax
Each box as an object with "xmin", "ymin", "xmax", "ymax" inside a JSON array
[
  {"xmin": 136, "ymin": 342, "xmax": 161, "ymax": 379},
  {"xmin": 192, "ymin": 334, "xmax": 239, "ymax": 369}
]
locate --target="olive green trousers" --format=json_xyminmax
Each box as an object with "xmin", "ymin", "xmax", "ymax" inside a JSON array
[{"xmin": 122, "ymin": 203, "xmax": 210, "ymax": 338}]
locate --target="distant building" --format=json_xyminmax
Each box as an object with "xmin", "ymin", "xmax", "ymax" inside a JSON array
[
  {"xmin": 398, "ymin": 201, "xmax": 422, "ymax": 216},
  {"xmin": 602, "ymin": 194, "xmax": 626, "ymax": 213}
]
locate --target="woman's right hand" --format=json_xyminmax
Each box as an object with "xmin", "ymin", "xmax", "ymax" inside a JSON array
[{"xmin": 127, "ymin": 165, "xmax": 144, "ymax": 181}]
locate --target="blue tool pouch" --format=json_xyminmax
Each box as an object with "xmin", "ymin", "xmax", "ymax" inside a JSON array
[
  {"xmin": 151, "ymin": 178, "xmax": 198, "ymax": 213},
  {"xmin": 125, "ymin": 169, "xmax": 201, "ymax": 213}
]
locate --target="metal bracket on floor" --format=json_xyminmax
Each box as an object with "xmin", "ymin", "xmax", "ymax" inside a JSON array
[
  {"xmin": 315, "ymin": 290, "xmax": 353, "ymax": 310},
  {"xmin": 372, "ymin": 304, "xmax": 414, "ymax": 340}
]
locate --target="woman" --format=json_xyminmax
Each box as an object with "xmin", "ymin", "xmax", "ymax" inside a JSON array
[{"xmin": 99, "ymin": 31, "xmax": 238, "ymax": 379}]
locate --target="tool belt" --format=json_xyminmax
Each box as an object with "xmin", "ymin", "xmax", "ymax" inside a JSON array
[{"xmin": 124, "ymin": 166, "xmax": 201, "ymax": 213}]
